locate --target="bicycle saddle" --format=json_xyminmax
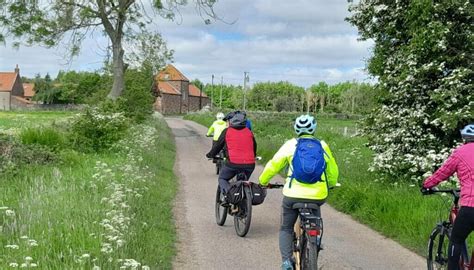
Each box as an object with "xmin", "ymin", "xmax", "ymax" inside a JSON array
[{"xmin": 292, "ymin": 203, "xmax": 321, "ymax": 210}]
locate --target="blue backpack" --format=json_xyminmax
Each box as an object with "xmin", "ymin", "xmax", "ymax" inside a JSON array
[{"xmin": 290, "ymin": 138, "xmax": 326, "ymax": 187}]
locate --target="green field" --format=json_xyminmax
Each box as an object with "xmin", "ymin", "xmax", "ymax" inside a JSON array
[
  {"xmin": 0, "ymin": 111, "xmax": 75, "ymax": 131},
  {"xmin": 184, "ymin": 111, "xmax": 468, "ymax": 256},
  {"xmin": 0, "ymin": 112, "xmax": 176, "ymax": 269}
]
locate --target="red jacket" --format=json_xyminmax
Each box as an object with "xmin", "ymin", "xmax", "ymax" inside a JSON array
[{"xmin": 206, "ymin": 127, "xmax": 257, "ymax": 168}]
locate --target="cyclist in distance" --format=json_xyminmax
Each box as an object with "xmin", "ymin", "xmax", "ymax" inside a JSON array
[
  {"xmin": 207, "ymin": 112, "xmax": 227, "ymax": 147},
  {"xmin": 422, "ymin": 123, "xmax": 474, "ymax": 270},
  {"xmin": 258, "ymin": 114, "xmax": 339, "ymax": 270},
  {"xmin": 206, "ymin": 111, "xmax": 257, "ymax": 197}
]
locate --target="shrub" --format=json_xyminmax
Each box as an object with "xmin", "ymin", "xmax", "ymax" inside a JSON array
[
  {"xmin": 20, "ymin": 127, "xmax": 65, "ymax": 151},
  {"xmin": 348, "ymin": 0, "xmax": 474, "ymax": 182},
  {"xmin": 70, "ymin": 107, "xmax": 129, "ymax": 152},
  {"xmin": 118, "ymin": 68, "xmax": 155, "ymax": 123},
  {"xmin": 0, "ymin": 134, "xmax": 57, "ymax": 174}
]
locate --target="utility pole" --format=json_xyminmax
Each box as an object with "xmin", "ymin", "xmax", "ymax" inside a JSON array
[
  {"xmin": 243, "ymin": 72, "xmax": 249, "ymax": 110},
  {"xmin": 211, "ymin": 74, "xmax": 214, "ymax": 110},
  {"xmin": 220, "ymin": 76, "xmax": 223, "ymax": 108}
]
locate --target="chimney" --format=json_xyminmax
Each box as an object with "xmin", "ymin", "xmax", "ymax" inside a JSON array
[{"xmin": 14, "ymin": 64, "xmax": 19, "ymax": 74}]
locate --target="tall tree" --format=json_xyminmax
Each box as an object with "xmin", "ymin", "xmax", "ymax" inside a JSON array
[
  {"xmin": 0, "ymin": 0, "xmax": 218, "ymax": 99},
  {"xmin": 348, "ymin": 0, "xmax": 473, "ymax": 182}
]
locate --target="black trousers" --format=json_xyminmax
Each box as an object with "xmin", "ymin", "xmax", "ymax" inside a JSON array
[
  {"xmin": 448, "ymin": 206, "xmax": 474, "ymax": 270},
  {"xmin": 218, "ymin": 164, "xmax": 254, "ymax": 193}
]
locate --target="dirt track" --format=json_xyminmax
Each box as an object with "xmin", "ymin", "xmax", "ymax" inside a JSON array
[{"xmin": 166, "ymin": 117, "xmax": 425, "ymax": 270}]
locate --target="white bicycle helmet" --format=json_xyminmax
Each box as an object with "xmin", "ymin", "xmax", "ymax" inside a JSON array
[
  {"xmin": 216, "ymin": 112, "xmax": 225, "ymax": 120},
  {"xmin": 294, "ymin": 114, "xmax": 317, "ymax": 136},
  {"xmin": 461, "ymin": 124, "xmax": 474, "ymax": 142}
]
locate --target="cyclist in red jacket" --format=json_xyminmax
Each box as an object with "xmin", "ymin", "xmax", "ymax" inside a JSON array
[
  {"xmin": 422, "ymin": 124, "xmax": 474, "ymax": 270},
  {"xmin": 206, "ymin": 111, "xmax": 257, "ymax": 196}
]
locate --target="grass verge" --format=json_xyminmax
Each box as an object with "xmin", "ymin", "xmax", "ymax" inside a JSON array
[{"xmin": 0, "ymin": 115, "xmax": 176, "ymax": 269}]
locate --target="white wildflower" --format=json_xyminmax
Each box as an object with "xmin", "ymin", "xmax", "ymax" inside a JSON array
[
  {"xmin": 5, "ymin": 244, "xmax": 19, "ymax": 249},
  {"xmin": 9, "ymin": 262, "xmax": 19, "ymax": 268},
  {"xmin": 5, "ymin": 209, "xmax": 15, "ymax": 217},
  {"xmin": 28, "ymin": 240, "xmax": 38, "ymax": 247}
]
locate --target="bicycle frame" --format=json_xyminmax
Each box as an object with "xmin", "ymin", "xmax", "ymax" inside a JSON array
[
  {"xmin": 293, "ymin": 203, "xmax": 323, "ymax": 270},
  {"xmin": 430, "ymin": 189, "xmax": 474, "ymax": 270}
]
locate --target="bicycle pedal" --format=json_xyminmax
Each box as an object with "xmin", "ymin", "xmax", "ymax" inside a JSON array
[{"xmin": 230, "ymin": 205, "xmax": 239, "ymax": 214}]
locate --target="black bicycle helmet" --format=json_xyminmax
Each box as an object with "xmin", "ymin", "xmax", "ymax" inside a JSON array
[{"xmin": 228, "ymin": 111, "xmax": 247, "ymax": 128}]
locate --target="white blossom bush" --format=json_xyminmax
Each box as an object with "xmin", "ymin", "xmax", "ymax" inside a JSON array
[
  {"xmin": 348, "ymin": 0, "xmax": 474, "ymax": 182},
  {"xmin": 70, "ymin": 107, "xmax": 129, "ymax": 152}
]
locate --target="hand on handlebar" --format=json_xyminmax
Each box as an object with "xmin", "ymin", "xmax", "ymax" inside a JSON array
[
  {"xmin": 420, "ymin": 187, "xmax": 435, "ymax": 195},
  {"xmin": 260, "ymin": 183, "xmax": 284, "ymax": 189}
]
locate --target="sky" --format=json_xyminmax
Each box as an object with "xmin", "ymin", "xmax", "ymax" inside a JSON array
[{"xmin": 0, "ymin": 0, "xmax": 373, "ymax": 87}]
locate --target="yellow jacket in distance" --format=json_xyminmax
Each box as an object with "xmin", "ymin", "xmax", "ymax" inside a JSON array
[
  {"xmin": 259, "ymin": 135, "xmax": 339, "ymax": 200},
  {"xmin": 207, "ymin": 120, "xmax": 227, "ymax": 141}
]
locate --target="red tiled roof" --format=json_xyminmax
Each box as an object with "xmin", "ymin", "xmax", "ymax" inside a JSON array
[
  {"xmin": 189, "ymin": 84, "xmax": 207, "ymax": 97},
  {"xmin": 22, "ymin": 83, "xmax": 35, "ymax": 97},
  {"xmin": 158, "ymin": 81, "xmax": 181, "ymax": 95},
  {"xmin": 156, "ymin": 64, "xmax": 189, "ymax": 82},
  {"xmin": 0, "ymin": 72, "xmax": 18, "ymax": 92}
]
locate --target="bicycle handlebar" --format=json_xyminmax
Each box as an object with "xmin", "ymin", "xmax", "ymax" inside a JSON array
[
  {"xmin": 208, "ymin": 156, "xmax": 262, "ymax": 161},
  {"xmin": 261, "ymin": 183, "xmax": 284, "ymax": 189},
  {"xmin": 422, "ymin": 187, "xmax": 460, "ymax": 196}
]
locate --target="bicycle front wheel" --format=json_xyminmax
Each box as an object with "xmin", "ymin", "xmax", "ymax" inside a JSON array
[
  {"xmin": 216, "ymin": 161, "xmax": 221, "ymax": 175},
  {"xmin": 234, "ymin": 185, "xmax": 252, "ymax": 237},
  {"xmin": 301, "ymin": 234, "xmax": 318, "ymax": 270},
  {"xmin": 215, "ymin": 186, "xmax": 228, "ymax": 226},
  {"xmin": 427, "ymin": 225, "xmax": 449, "ymax": 270}
]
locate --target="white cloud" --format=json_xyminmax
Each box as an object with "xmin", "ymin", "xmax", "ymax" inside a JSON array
[{"xmin": 0, "ymin": 0, "xmax": 372, "ymax": 87}]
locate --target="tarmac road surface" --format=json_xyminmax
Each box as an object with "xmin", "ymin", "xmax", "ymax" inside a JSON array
[{"xmin": 166, "ymin": 117, "xmax": 425, "ymax": 270}]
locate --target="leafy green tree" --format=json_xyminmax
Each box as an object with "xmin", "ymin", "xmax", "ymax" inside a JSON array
[
  {"xmin": 203, "ymin": 83, "xmax": 243, "ymax": 109},
  {"xmin": 126, "ymin": 30, "xmax": 174, "ymax": 74},
  {"xmin": 248, "ymin": 81, "xmax": 304, "ymax": 112},
  {"xmin": 348, "ymin": 0, "xmax": 474, "ymax": 181},
  {"xmin": 0, "ymin": 1, "xmax": 218, "ymax": 99},
  {"xmin": 309, "ymin": 82, "xmax": 329, "ymax": 113}
]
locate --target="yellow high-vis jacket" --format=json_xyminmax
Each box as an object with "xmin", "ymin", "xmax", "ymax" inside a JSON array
[
  {"xmin": 207, "ymin": 120, "xmax": 227, "ymax": 141},
  {"xmin": 259, "ymin": 135, "xmax": 339, "ymax": 200}
]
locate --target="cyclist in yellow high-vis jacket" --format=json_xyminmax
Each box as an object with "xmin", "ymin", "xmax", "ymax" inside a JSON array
[
  {"xmin": 207, "ymin": 112, "xmax": 227, "ymax": 145},
  {"xmin": 259, "ymin": 114, "xmax": 339, "ymax": 270}
]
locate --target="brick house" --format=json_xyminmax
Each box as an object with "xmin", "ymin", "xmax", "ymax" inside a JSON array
[
  {"xmin": 153, "ymin": 64, "xmax": 210, "ymax": 114},
  {"xmin": 22, "ymin": 83, "xmax": 35, "ymax": 101},
  {"xmin": 0, "ymin": 65, "xmax": 24, "ymax": 110}
]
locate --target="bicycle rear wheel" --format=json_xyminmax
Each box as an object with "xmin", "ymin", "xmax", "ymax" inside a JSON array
[
  {"xmin": 215, "ymin": 187, "xmax": 228, "ymax": 226},
  {"xmin": 301, "ymin": 233, "xmax": 318, "ymax": 270},
  {"xmin": 234, "ymin": 185, "xmax": 252, "ymax": 237},
  {"xmin": 427, "ymin": 226, "xmax": 449, "ymax": 270}
]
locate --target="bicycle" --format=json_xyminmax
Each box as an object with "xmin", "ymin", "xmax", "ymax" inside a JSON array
[
  {"xmin": 292, "ymin": 202, "xmax": 324, "ymax": 270},
  {"xmin": 215, "ymin": 150, "xmax": 223, "ymax": 175},
  {"xmin": 206, "ymin": 135, "xmax": 222, "ymax": 174},
  {"xmin": 423, "ymin": 188, "xmax": 474, "ymax": 270}
]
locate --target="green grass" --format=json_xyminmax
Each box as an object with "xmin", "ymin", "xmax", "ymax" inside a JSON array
[
  {"xmin": 0, "ymin": 115, "xmax": 177, "ymax": 269},
  {"xmin": 184, "ymin": 111, "xmax": 471, "ymax": 256},
  {"xmin": 0, "ymin": 111, "xmax": 75, "ymax": 135}
]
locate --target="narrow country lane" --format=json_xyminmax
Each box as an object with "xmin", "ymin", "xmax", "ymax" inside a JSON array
[{"xmin": 166, "ymin": 117, "xmax": 425, "ymax": 270}]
